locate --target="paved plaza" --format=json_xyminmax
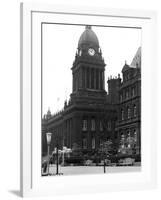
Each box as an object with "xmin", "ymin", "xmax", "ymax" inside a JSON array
[{"xmin": 45, "ymin": 164, "xmax": 141, "ymax": 176}]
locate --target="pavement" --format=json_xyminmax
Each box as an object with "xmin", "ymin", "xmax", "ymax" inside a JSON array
[{"xmin": 44, "ymin": 165, "xmax": 141, "ymax": 176}]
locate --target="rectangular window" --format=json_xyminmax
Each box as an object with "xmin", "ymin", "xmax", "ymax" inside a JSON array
[
  {"xmin": 134, "ymin": 130, "xmax": 137, "ymax": 142},
  {"xmin": 107, "ymin": 120, "xmax": 111, "ymax": 130},
  {"xmin": 132, "ymin": 87, "xmax": 135, "ymax": 97},
  {"xmin": 99, "ymin": 139, "xmax": 103, "ymax": 147},
  {"xmin": 100, "ymin": 121, "xmax": 103, "ymax": 131},
  {"xmin": 91, "ymin": 119, "xmax": 95, "ymax": 131},
  {"xmin": 127, "ymin": 131, "xmax": 131, "ymax": 148},
  {"xmin": 82, "ymin": 138, "xmax": 87, "ymax": 149},
  {"xmin": 134, "ymin": 105, "xmax": 137, "ymax": 117},
  {"xmin": 120, "ymin": 134, "xmax": 125, "ymax": 147},
  {"xmin": 82, "ymin": 119, "xmax": 87, "ymax": 131},
  {"xmin": 120, "ymin": 94, "xmax": 123, "ymax": 102},
  {"xmin": 127, "ymin": 107, "xmax": 131, "ymax": 119},
  {"xmin": 92, "ymin": 137, "xmax": 95, "ymax": 149},
  {"xmin": 121, "ymin": 110, "xmax": 124, "ymax": 120},
  {"xmin": 126, "ymin": 90, "xmax": 129, "ymax": 99}
]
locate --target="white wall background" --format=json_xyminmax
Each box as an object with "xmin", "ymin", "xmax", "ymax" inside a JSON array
[{"xmin": 0, "ymin": 0, "xmax": 160, "ymax": 199}]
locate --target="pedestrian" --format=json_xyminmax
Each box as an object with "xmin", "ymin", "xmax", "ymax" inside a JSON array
[{"xmin": 43, "ymin": 161, "xmax": 47, "ymax": 173}]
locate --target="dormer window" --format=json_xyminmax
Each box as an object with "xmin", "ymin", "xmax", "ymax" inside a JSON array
[{"xmin": 127, "ymin": 73, "xmax": 130, "ymax": 80}]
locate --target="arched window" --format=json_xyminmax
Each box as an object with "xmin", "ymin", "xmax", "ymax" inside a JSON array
[
  {"xmin": 121, "ymin": 109, "xmax": 124, "ymax": 120},
  {"xmin": 91, "ymin": 118, "xmax": 96, "ymax": 131},
  {"xmin": 134, "ymin": 105, "xmax": 137, "ymax": 117},
  {"xmin": 120, "ymin": 133, "xmax": 125, "ymax": 148},
  {"xmin": 134, "ymin": 129, "xmax": 137, "ymax": 142},
  {"xmin": 82, "ymin": 119, "xmax": 87, "ymax": 131},
  {"xmin": 127, "ymin": 107, "xmax": 131, "ymax": 119}
]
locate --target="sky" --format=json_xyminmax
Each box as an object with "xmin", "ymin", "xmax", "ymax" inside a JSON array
[{"xmin": 42, "ymin": 24, "xmax": 141, "ymax": 115}]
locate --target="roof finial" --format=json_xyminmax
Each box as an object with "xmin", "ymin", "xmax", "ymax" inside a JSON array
[
  {"xmin": 47, "ymin": 107, "xmax": 51, "ymax": 117},
  {"xmin": 86, "ymin": 25, "xmax": 91, "ymax": 30}
]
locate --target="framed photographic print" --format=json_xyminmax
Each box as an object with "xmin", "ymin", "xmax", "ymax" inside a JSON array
[{"xmin": 20, "ymin": 2, "xmax": 157, "ymax": 197}]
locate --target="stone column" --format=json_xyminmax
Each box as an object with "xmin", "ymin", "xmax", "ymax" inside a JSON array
[
  {"xmin": 89, "ymin": 67, "xmax": 91, "ymax": 89},
  {"xmin": 99, "ymin": 70, "xmax": 102, "ymax": 90},
  {"xmin": 80, "ymin": 68, "xmax": 82, "ymax": 89},
  {"xmin": 84, "ymin": 67, "xmax": 86, "ymax": 89},
  {"xmin": 94, "ymin": 68, "xmax": 96, "ymax": 89},
  {"xmin": 98, "ymin": 70, "xmax": 100, "ymax": 90},
  {"xmin": 102, "ymin": 71, "xmax": 105, "ymax": 90},
  {"xmin": 70, "ymin": 119, "xmax": 72, "ymax": 148}
]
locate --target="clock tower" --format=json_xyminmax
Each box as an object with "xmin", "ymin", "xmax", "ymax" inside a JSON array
[{"xmin": 71, "ymin": 25, "xmax": 107, "ymax": 103}]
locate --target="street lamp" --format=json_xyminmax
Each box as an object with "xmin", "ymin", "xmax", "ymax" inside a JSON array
[{"xmin": 46, "ymin": 132, "xmax": 52, "ymax": 176}]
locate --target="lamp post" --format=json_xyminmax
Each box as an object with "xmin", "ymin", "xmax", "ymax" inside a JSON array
[
  {"xmin": 56, "ymin": 144, "xmax": 59, "ymax": 175},
  {"xmin": 46, "ymin": 132, "xmax": 52, "ymax": 176}
]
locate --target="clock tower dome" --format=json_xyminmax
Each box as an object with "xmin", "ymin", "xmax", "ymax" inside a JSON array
[{"xmin": 71, "ymin": 25, "xmax": 107, "ymax": 103}]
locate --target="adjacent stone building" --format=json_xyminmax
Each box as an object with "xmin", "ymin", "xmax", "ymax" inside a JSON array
[
  {"xmin": 42, "ymin": 26, "xmax": 141, "ymax": 159},
  {"xmin": 117, "ymin": 48, "xmax": 141, "ymax": 155}
]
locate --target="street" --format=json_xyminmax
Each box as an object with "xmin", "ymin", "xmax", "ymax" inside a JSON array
[{"xmin": 44, "ymin": 164, "xmax": 141, "ymax": 176}]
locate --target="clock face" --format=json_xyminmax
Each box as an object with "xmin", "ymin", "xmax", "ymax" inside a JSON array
[{"xmin": 88, "ymin": 48, "xmax": 95, "ymax": 56}]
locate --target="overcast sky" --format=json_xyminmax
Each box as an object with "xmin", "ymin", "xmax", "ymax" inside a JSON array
[{"xmin": 42, "ymin": 24, "xmax": 141, "ymax": 115}]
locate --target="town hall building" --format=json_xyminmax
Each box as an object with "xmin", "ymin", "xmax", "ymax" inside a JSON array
[{"xmin": 42, "ymin": 26, "xmax": 141, "ymax": 159}]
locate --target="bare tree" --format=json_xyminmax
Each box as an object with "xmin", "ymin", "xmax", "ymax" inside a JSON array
[{"xmin": 98, "ymin": 140, "xmax": 112, "ymax": 173}]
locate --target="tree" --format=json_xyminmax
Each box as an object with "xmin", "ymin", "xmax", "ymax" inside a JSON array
[
  {"xmin": 72, "ymin": 142, "xmax": 81, "ymax": 151},
  {"xmin": 98, "ymin": 140, "xmax": 112, "ymax": 173},
  {"xmin": 118, "ymin": 135, "xmax": 136, "ymax": 155}
]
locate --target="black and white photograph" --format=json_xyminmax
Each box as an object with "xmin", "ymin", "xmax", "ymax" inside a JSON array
[{"xmin": 41, "ymin": 23, "xmax": 141, "ymax": 176}]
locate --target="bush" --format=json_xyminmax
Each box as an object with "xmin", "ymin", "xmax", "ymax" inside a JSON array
[{"xmin": 65, "ymin": 156, "xmax": 84, "ymax": 166}]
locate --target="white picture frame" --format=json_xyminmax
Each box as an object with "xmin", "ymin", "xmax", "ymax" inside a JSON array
[{"xmin": 20, "ymin": 2, "xmax": 157, "ymax": 197}]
